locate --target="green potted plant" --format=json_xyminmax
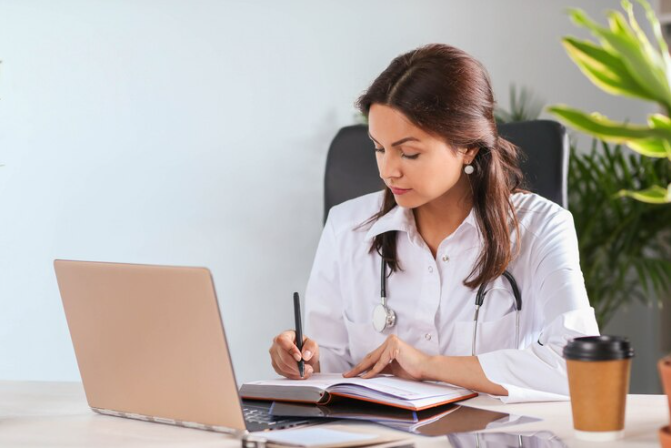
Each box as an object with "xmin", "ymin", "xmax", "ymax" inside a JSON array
[
  {"xmin": 496, "ymin": 88, "xmax": 671, "ymax": 331},
  {"xmin": 546, "ymin": 1, "xmax": 671, "ymax": 444},
  {"xmin": 568, "ymin": 140, "xmax": 670, "ymax": 327},
  {"xmin": 548, "ymin": 0, "xmax": 670, "ymax": 203}
]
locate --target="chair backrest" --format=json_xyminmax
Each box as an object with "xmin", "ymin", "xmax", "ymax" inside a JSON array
[{"xmin": 323, "ymin": 120, "xmax": 568, "ymax": 222}]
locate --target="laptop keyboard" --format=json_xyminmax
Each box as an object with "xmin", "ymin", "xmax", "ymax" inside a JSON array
[{"xmin": 242, "ymin": 401, "xmax": 313, "ymax": 432}]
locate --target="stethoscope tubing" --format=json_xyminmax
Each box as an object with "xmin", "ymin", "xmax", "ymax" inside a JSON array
[
  {"xmin": 378, "ymin": 256, "xmax": 523, "ymax": 355},
  {"xmin": 472, "ymin": 270, "xmax": 522, "ymax": 355}
]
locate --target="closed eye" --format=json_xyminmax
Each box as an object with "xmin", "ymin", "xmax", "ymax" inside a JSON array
[{"xmin": 374, "ymin": 147, "xmax": 420, "ymax": 160}]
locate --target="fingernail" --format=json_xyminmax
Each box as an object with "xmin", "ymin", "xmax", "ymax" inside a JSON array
[
  {"xmin": 306, "ymin": 365, "xmax": 313, "ymax": 375},
  {"xmin": 293, "ymin": 352, "xmax": 302, "ymax": 362},
  {"xmin": 303, "ymin": 350, "xmax": 312, "ymax": 361}
]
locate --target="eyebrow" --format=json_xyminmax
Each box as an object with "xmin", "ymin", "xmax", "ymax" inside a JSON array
[{"xmin": 368, "ymin": 133, "xmax": 421, "ymax": 147}]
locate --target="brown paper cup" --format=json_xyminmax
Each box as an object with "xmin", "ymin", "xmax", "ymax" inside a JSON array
[
  {"xmin": 566, "ymin": 359, "xmax": 630, "ymax": 439},
  {"xmin": 563, "ymin": 336, "xmax": 634, "ymax": 442}
]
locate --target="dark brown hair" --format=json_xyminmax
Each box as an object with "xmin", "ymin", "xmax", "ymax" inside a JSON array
[{"xmin": 356, "ymin": 43, "xmax": 524, "ymax": 289}]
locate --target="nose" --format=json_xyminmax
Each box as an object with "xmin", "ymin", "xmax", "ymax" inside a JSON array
[{"xmin": 377, "ymin": 152, "xmax": 402, "ymax": 182}]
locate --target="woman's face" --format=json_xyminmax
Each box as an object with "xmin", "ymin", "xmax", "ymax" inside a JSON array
[{"xmin": 367, "ymin": 103, "xmax": 476, "ymax": 209}]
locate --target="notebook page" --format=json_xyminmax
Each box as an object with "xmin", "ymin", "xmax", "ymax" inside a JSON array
[
  {"xmin": 245, "ymin": 373, "xmax": 472, "ymax": 401},
  {"xmin": 329, "ymin": 375, "xmax": 472, "ymax": 400},
  {"xmin": 243, "ymin": 373, "xmax": 348, "ymax": 390}
]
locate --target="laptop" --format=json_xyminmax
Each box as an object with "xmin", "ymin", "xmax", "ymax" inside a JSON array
[{"xmin": 53, "ymin": 259, "xmax": 312, "ymax": 435}]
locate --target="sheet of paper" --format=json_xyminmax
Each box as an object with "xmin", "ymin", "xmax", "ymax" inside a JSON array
[
  {"xmin": 245, "ymin": 374, "xmax": 346, "ymax": 390},
  {"xmin": 262, "ymin": 427, "xmax": 378, "ymax": 447},
  {"xmin": 248, "ymin": 373, "xmax": 469, "ymax": 400},
  {"xmin": 333, "ymin": 376, "xmax": 466, "ymax": 399}
]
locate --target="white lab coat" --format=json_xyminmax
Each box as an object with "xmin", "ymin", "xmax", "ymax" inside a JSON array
[{"xmin": 304, "ymin": 191, "xmax": 600, "ymax": 403}]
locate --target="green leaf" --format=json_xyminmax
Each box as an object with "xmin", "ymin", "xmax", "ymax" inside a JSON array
[
  {"xmin": 549, "ymin": 106, "xmax": 671, "ymax": 159},
  {"xmin": 618, "ymin": 183, "xmax": 671, "ymax": 203},
  {"xmin": 548, "ymin": 105, "xmax": 664, "ymax": 139},
  {"xmin": 569, "ymin": 8, "xmax": 611, "ymax": 37},
  {"xmin": 647, "ymin": 113, "xmax": 671, "ymax": 153},
  {"xmin": 649, "ymin": 113, "xmax": 671, "ymax": 125},
  {"xmin": 650, "ymin": 258, "xmax": 671, "ymax": 291},
  {"xmin": 627, "ymin": 137, "xmax": 671, "ymax": 159},
  {"xmin": 608, "ymin": 10, "xmax": 671, "ymax": 103},
  {"xmin": 633, "ymin": 261, "xmax": 651, "ymax": 295},
  {"xmin": 629, "ymin": 0, "xmax": 671, "ymax": 79},
  {"xmin": 622, "ymin": 0, "xmax": 659, "ymax": 62},
  {"xmin": 562, "ymin": 37, "xmax": 658, "ymax": 101},
  {"xmin": 635, "ymin": 0, "xmax": 671, "ymax": 75},
  {"xmin": 568, "ymin": 7, "xmax": 671, "ymax": 110},
  {"xmin": 495, "ymin": 83, "xmax": 544, "ymax": 123}
]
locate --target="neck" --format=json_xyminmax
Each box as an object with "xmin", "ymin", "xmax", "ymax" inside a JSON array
[{"xmin": 413, "ymin": 177, "xmax": 473, "ymax": 253}]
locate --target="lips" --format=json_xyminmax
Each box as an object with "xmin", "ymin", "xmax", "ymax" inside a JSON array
[{"xmin": 389, "ymin": 186, "xmax": 412, "ymax": 195}]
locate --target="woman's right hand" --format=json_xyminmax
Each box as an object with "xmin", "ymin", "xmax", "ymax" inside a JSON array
[{"xmin": 269, "ymin": 330, "xmax": 320, "ymax": 380}]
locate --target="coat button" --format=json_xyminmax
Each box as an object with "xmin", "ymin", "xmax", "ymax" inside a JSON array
[
  {"xmin": 425, "ymin": 333, "xmax": 432, "ymax": 341},
  {"xmin": 428, "ymin": 266, "xmax": 434, "ymax": 273},
  {"xmin": 442, "ymin": 255, "xmax": 449, "ymax": 262}
]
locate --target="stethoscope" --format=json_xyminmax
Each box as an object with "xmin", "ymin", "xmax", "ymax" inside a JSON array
[{"xmin": 372, "ymin": 256, "xmax": 523, "ymax": 355}]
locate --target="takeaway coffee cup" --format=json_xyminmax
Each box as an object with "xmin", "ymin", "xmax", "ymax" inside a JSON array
[{"xmin": 563, "ymin": 335, "xmax": 634, "ymax": 442}]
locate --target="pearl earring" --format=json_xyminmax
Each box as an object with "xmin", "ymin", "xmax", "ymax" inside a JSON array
[{"xmin": 464, "ymin": 164, "xmax": 474, "ymax": 174}]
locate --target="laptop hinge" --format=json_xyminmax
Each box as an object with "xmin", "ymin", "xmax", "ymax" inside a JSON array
[{"xmin": 92, "ymin": 406, "xmax": 248, "ymax": 437}]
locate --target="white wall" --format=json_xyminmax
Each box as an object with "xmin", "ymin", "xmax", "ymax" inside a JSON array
[{"xmin": 0, "ymin": 0, "xmax": 656, "ymax": 386}]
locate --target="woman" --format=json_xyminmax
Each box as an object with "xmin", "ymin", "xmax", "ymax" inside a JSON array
[{"xmin": 269, "ymin": 44, "xmax": 599, "ymax": 403}]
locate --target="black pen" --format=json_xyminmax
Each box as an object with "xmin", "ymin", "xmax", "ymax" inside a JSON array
[{"xmin": 293, "ymin": 292, "xmax": 305, "ymax": 378}]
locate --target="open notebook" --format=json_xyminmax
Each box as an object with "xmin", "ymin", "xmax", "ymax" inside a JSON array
[{"xmin": 239, "ymin": 374, "xmax": 477, "ymax": 411}]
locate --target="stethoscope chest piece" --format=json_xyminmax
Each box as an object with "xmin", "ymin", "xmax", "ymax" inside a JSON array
[
  {"xmin": 372, "ymin": 303, "xmax": 396, "ymax": 333},
  {"xmin": 374, "ymin": 256, "xmax": 397, "ymax": 333}
]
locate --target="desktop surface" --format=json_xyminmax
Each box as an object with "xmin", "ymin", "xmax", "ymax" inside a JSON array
[{"xmin": 1, "ymin": 380, "xmax": 667, "ymax": 447}]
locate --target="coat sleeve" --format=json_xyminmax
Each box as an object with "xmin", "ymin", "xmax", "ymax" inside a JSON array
[
  {"xmin": 304, "ymin": 213, "xmax": 353, "ymax": 373},
  {"xmin": 477, "ymin": 209, "xmax": 600, "ymax": 403}
]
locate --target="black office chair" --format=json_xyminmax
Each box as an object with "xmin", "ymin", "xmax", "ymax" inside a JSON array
[{"xmin": 323, "ymin": 120, "xmax": 568, "ymax": 222}]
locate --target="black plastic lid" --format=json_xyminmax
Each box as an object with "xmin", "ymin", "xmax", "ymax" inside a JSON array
[{"xmin": 563, "ymin": 335, "xmax": 634, "ymax": 361}]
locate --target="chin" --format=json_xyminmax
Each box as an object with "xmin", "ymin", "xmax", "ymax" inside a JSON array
[{"xmin": 393, "ymin": 194, "xmax": 424, "ymax": 209}]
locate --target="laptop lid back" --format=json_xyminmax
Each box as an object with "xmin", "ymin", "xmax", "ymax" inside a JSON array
[{"xmin": 54, "ymin": 259, "xmax": 246, "ymax": 431}]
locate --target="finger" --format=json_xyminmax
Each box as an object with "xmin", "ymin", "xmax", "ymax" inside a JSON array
[
  {"xmin": 275, "ymin": 331, "xmax": 302, "ymax": 361},
  {"xmin": 270, "ymin": 346, "xmax": 284, "ymax": 376},
  {"xmin": 286, "ymin": 363, "xmax": 314, "ymax": 381},
  {"xmin": 271, "ymin": 359, "xmax": 281, "ymax": 376},
  {"xmin": 271, "ymin": 342, "xmax": 300, "ymax": 374},
  {"xmin": 275, "ymin": 358, "xmax": 304, "ymax": 380},
  {"xmin": 343, "ymin": 354, "xmax": 373, "ymax": 378},
  {"xmin": 271, "ymin": 334, "xmax": 310, "ymax": 379},
  {"xmin": 284, "ymin": 371, "xmax": 307, "ymax": 380},
  {"xmin": 277, "ymin": 341, "xmax": 300, "ymax": 363},
  {"xmin": 361, "ymin": 347, "xmax": 397, "ymax": 379},
  {"xmin": 301, "ymin": 337, "xmax": 319, "ymax": 362},
  {"xmin": 279, "ymin": 346, "xmax": 315, "ymax": 380},
  {"xmin": 345, "ymin": 338, "xmax": 391, "ymax": 377},
  {"xmin": 275, "ymin": 330, "xmax": 296, "ymax": 345},
  {"xmin": 302, "ymin": 364, "xmax": 315, "ymax": 379},
  {"xmin": 344, "ymin": 345, "xmax": 384, "ymax": 378},
  {"xmin": 276, "ymin": 348, "xmax": 302, "ymax": 376},
  {"xmin": 286, "ymin": 364, "xmax": 314, "ymax": 380},
  {"xmin": 272, "ymin": 357, "xmax": 301, "ymax": 380}
]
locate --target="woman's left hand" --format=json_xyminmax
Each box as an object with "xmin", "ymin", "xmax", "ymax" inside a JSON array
[{"xmin": 343, "ymin": 335, "xmax": 432, "ymax": 380}]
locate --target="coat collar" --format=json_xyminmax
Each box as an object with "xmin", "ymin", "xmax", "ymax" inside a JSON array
[{"xmin": 364, "ymin": 204, "xmax": 479, "ymax": 247}]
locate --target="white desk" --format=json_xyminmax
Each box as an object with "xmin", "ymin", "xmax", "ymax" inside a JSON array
[{"xmin": 0, "ymin": 381, "xmax": 667, "ymax": 447}]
